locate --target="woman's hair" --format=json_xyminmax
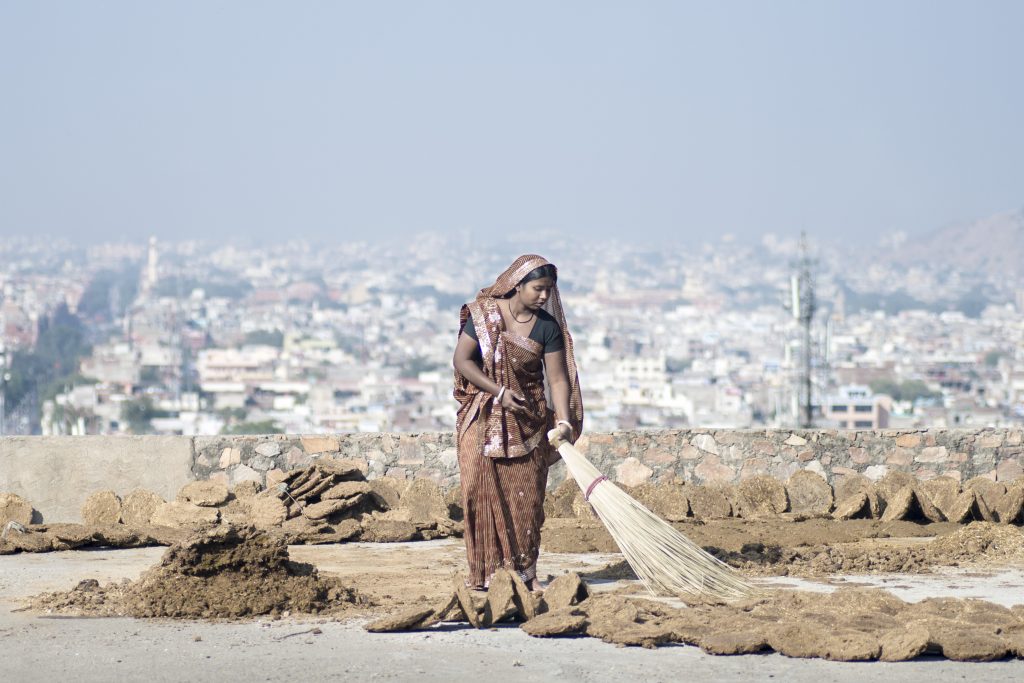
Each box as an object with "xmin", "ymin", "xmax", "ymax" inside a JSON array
[
  {"xmin": 519, "ymin": 264, "xmax": 557, "ymax": 286},
  {"xmin": 499, "ymin": 263, "xmax": 557, "ymax": 298}
]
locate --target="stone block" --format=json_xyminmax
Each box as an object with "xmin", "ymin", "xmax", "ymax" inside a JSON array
[
  {"xmin": 804, "ymin": 460, "xmax": 828, "ymax": 480},
  {"xmin": 254, "ymin": 441, "xmax": 282, "ymax": 458},
  {"xmin": 739, "ymin": 457, "xmax": 770, "ymax": 478},
  {"xmin": 785, "ymin": 434, "xmax": 807, "ymax": 447},
  {"xmin": 415, "ymin": 469, "xmax": 444, "ymax": 485},
  {"xmin": 679, "ymin": 444, "xmax": 704, "ymax": 458},
  {"xmin": 885, "ymin": 449, "xmax": 913, "ymax": 467},
  {"xmin": 895, "ymin": 433, "xmax": 922, "ymax": 448},
  {"xmin": 229, "ymin": 464, "xmax": 261, "ymax": 486},
  {"xmin": 397, "ymin": 437, "xmax": 425, "ymax": 466},
  {"xmin": 249, "ymin": 455, "xmax": 276, "ymax": 472},
  {"xmin": 219, "ymin": 447, "xmax": 241, "ymax": 468},
  {"xmin": 996, "ymin": 459, "xmax": 1024, "ymax": 483},
  {"xmin": 693, "ymin": 456, "xmax": 735, "ymax": 483},
  {"xmin": 385, "ymin": 467, "xmax": 409, "ymax": 479},
  {"xmin": 691, "ymin": 434, "xmax": 719, "ymax": 455},
  {"xmin": 437, "ymin": 448, "xmax": 458, "ymax": 471},
  {"xmin": 301, "ymin": 435, "xmax": 340, "ymax": 454},
  {"xmin": 615, "ymin": 457, "xmax": 654, "ymax": 487},
  {"xmin": 863, "ymin": 465, "xmax": 889, "ymax": 481},
  {"xmin": 913, "ymin": 468, "xmax": 937, "ymax": 481},
  {"xmin": 831, "ymin": 466, "xmax": 858, "ymax": 479},
  {"xmin": 642, "ymin": 448, "xmax": 675, "ymax": 465},
  {"xmin": 916, "ymin": 446, "xmax": 949, "ymax": 464},
  {"xmin": 978, "ymin": 434, "xmax": 1004, "ymax": 449},
  {"xmin": 849, "ymin": 447, "xmax": 870, "ymax": 464}
]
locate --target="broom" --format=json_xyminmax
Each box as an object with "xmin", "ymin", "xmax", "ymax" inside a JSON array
[{"xmin": 548, "ymin": 429, "xmax": 757, "ymax": 602}]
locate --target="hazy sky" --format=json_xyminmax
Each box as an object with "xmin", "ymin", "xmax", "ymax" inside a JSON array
[{"xmin": 2, "ymin": 1, "xmax": 1022, "ymax": 247}]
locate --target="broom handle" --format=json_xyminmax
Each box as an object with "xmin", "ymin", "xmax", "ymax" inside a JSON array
[{"xmin": 547, "ymin": 429, "xmax": 607, "ymax": 500}]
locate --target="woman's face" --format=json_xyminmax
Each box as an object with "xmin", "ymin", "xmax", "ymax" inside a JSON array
[{"xmin": 517, "ymin": 277, "xmax": 554, "ymax": 309}]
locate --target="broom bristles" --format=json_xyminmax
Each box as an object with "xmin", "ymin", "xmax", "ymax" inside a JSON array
[{"xmin": 554, "ymin": 437, "xmax": 757, "ymax": 602}]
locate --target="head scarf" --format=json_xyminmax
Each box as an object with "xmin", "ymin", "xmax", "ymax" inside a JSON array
[{"xmin": 455, "ymin": 254, "xmax": 584, "ymax": 457}]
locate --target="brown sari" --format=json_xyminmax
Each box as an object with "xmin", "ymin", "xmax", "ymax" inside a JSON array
[{"xmin": 454, "ymin": 255, "xmax": 584, "ymax": 586}]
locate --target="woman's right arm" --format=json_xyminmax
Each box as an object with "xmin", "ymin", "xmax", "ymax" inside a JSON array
[{"xmin": 453, "ymin": 333, "xmax": 526, "ymax": 412}]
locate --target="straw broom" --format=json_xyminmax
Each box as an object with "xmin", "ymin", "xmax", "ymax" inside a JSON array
[{"xmin": 548, "ymin": 430, "xmax": 757, "ymax": 602}]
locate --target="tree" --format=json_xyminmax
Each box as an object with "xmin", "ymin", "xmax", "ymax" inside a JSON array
[
  {"xmin": 3, "ymin": 303, "xmax": 91, "ymax": 420},
  {"xmin": 220, "ymin": 420, "xmax": 283, "ymax": 435},
  {"xmin": 869, "ymin": 378, "xmax": 941, "ymax": 403},
  {"xmin": 243, "ymin": 330, "xmax": 284, "ymax": 347}
]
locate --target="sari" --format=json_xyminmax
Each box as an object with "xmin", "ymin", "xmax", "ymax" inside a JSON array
[{"xmin": 454, "ymin": 254, "xmax": 584, "ymax": 586}]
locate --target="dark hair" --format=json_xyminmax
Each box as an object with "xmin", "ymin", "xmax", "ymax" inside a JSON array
[{"xmin": 519, "ymin": 264, "xmax": 557, "ymax": 286}]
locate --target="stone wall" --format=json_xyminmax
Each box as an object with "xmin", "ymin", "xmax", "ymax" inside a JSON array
[{"xmin": 3, "ymin": 428, "xmax": 1023, "ymax": 522}]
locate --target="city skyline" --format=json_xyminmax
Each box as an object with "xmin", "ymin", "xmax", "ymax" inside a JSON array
[{"xmin": 3, "ymin": 231, "xmax": 1023, "ymax": 438}]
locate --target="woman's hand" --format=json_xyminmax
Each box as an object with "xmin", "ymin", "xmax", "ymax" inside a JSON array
[
  {"xmin": 500, "ymin": 389, "xmax": 527, "ymax": 413},
  {"xmin": 554, "ymin": 421, "xmax": 573, "ymax": 443}
]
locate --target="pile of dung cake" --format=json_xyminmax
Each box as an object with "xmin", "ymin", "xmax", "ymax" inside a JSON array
[
  {"xmin": 1, "ymin": 491, "xmax": 188, "ymax": 555},
  {"xmin": 368, "ymin": 570, "xmax": 1024, "ymax": 662},
  {"xmin": 253, "ymin": 458, "xmax": 462, "ymax": 544},
  {"xmin": 30, "ymin": 525, "xmax": 364, "ymax": 618},
  {"xmin": 544, "ymin": 470, "xmax": 1024, "ymax": 526}
]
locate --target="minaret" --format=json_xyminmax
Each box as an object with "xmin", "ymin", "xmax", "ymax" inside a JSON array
[{"xmin": 145, "ymin": 236, "xmax": 159, "ymax": 292}]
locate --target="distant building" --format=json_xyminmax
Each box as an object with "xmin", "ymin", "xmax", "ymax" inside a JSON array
[{"xmin": 822, "ymin": 384, "xmax": 891, "ymax": 429}]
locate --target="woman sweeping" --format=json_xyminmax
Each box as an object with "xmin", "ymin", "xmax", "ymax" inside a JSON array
[{"xmin": 453, "ymin": 254, "xmax": 584, "ymax": 591}]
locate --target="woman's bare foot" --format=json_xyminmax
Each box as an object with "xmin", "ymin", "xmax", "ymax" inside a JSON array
[{"xmin": 527, "ymin": 577, "xmax": 543, "ymax": 592}]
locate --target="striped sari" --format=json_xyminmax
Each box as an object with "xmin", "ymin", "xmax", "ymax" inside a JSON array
[{"xmin": 454, "ymin": 255, "xmax": 583, "ymax": 587}]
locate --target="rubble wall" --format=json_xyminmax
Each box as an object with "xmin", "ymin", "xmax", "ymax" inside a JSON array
[{"xmin": 3, "ymin": 429, "xmax": 1023, "ymax": 522}]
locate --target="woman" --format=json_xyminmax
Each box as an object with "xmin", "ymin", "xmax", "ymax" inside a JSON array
[{"xmin": 453, "ymin": 254, "xmax": 584, "ymax": 591}]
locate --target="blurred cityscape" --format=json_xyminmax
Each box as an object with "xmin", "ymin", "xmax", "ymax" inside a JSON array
[{"xmin": 2, "ymin": 218, "xmax": 1024, "ymax": 436}]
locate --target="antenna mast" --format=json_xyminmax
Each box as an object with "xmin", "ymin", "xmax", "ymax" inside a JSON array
[{"xmin": 789, "ymin": 232, "xmax": 817, "ymax": 428}]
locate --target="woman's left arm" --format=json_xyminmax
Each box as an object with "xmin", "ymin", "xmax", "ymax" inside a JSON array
[{"xmin": 545, "ymin": 350, "xmax": 573, "ymax": 445}]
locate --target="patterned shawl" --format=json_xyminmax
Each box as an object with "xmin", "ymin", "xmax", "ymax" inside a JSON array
[{"xmin": 454, "ymin": 254, "xmax": 584, "ymax": 459}]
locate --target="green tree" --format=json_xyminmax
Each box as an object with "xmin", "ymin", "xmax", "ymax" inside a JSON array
[
  {"xmin": 220, "ymin": 420, "xmax": 283, "ymax": 435},
  {"xmin": 3, "ymin": 303, "xmax": 92, "ymax": 415},
  {"xmin": 121, "ymin": 397, "xmax": 172, "ymax": 434},
  {"xmin": 869, "ymin": 379, "xmax": 941, "ymax": 403},
  {"xmin": 243, "ymin": 329, "xmax": 284, "ymax": 347}
]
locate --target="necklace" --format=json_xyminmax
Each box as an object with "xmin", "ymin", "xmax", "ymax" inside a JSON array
[{"xmin": 508, "ymin": 300, "xmax": 535, "ymax": 324}]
